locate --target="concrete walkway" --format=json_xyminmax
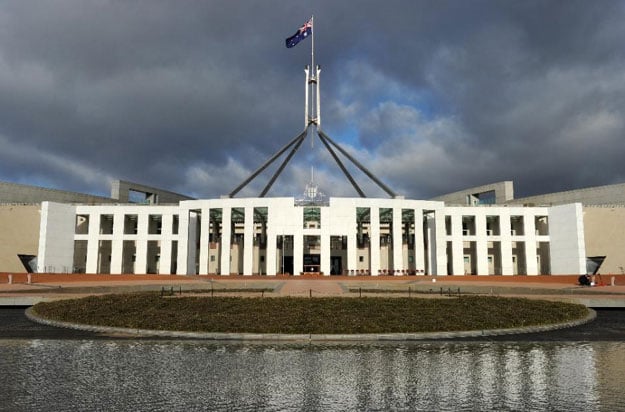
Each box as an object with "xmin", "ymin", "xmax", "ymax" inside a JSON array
[{"xmin": 277, "ymin": 279, "xmax": 345, "ymax": 297}]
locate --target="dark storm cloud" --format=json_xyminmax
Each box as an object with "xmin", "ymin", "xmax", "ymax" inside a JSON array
[{"xmin": 0, "ymin": 0, "xmax": 624, "ymax": 199}]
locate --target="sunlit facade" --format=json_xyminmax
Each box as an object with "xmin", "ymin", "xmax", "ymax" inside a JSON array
[{"xmin": 37, "ymin": 197, "xmax": 586, "ymax": 276}]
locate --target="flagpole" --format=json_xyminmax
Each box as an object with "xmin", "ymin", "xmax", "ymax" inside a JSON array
[
  {"xmin": 311, "ymin": 15, "xmax": 314, "ymax": 83},
  {"xmin": 315, "ymin": 15, "xmax": 320, "ymax": 129},
  {"xmin": 310, "ymin": 15, "xmax": 315, "ymax": 148}
]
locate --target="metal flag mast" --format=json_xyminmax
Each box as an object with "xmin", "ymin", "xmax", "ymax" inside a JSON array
[
  {"xmin": 229, "ymin": 16, "xmax": 397, "ymax": 199},
  {"xmin": 305, "ymin": 16, "xmax": 320, "ymax": 136}
]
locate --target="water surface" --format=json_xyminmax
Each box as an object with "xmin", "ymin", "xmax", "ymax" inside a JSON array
[{"xmin": 2, "ymin": 339, "xmax": 625, "ymax": 411}]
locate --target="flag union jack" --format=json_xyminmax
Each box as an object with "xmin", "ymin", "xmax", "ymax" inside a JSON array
[
  {"xmin": 286, "ymin": 18, "xmax": 313, "ymax": 48},
  {"xmin": 298, "ymin": 20, "xmax": 312, "ymax": 34}
]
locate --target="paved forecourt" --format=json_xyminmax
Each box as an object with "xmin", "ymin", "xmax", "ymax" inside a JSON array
[{"xmin": 2, "ymin": 273, "xmax": 625, "ymax": 308}]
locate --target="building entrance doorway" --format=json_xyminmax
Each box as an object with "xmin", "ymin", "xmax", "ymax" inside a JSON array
[
  {"xmin": 281, "ymin": 256, "xmax": 293, "ymax": 275},
  {"xmin": 304, "ymin": 254, "xmax": 320, "ymax": 273},
  {"xmin": 330, "ymin": 256, "xmax": 342, "ymax": 275}
]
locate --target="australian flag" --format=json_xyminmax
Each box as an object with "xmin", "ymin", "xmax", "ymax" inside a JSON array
[{"xmin": 286, "ymin": 18, "xmax": 312, "ymax": 48}]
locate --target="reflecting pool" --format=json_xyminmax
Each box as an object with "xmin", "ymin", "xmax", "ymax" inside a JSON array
[{"xmin": 2, "ymin": 339, "xmax": 625, "ymax": 411}]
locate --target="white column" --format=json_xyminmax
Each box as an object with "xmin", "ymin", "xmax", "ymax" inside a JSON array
[
  {"xmin": 187, "ymin": 212, "xmax": 198, "ymax": 275},
  {"xmin": 320, "ymin": 234, "xmax": 330, "ymax": 275},
  {"xmin": 266, "ymin": 230, "xmax": 277, "ymax": 276},
  {"xmin": 425, "ymin": 216, "xmax": 434, "ymax": 275},
  {"xmin": 320, "ymin": 207, "xmax": 330, "ymax": 275},
  {"xmin": 220, "ymin": 207, "xmax": 232, "ymax": 275},
  {"xmin": 243, "ymin": 207, "xmax": 254, "ymax": 276},
  {"xmin": 370, "ymin": 207, "xmax": 380, "ymax": 275},
  {"xmin": 475, "ymin": 213, "xmax": 489, "ymax": 275},
  {"xmin": 110, "ymin": 212, "xmax": 124, "ymax": 274},
  {"xmin": 294, "ymin": 232, "xmax": 303, "ymax": 275},
  {"xmin": 392, "ymin": 207, "xmax": 403, "ymax": 272},
  {"xmin": 451, "ymin": 213, "xmax": 464, "ymax": 275},
  {"xmin": 85, "ymin": 212, "xmax": 100, "ymax": 273},
  {"xmin": 198, "ymin": 208, "xmax": 210, "ymax": 275},
  {"xmin": 500, "ymin": 211, "xmax": 513, "ymax": 275},
  {"xmin": 524, "ymin": 213, "xmax": 538, "ymax": 275},
  {"xmin": 347, "ymin": 233, "xmax": 357, "ymax": 274},
  {"xmin": 159, "ymin": 214, "xmax": 173, "ymax": 275},
  {"xmin": 433, "ymin": 209, "xmax": 447, "ymax": 276},
  {"xmin": 414, "ymin": 209, "xmax": 425, "ymax": 273},
  {"xmin": 177, "ymin": 209, "xmax": 190, "ymax": 275},
  {"xmin": 135, "ymin": 213, "xmax": 148, "ymax": 274}
]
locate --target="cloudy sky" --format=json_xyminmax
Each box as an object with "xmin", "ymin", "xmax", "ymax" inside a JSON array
[{"xmin": 1, "ymin": 1, "xmax": 624, "ymax": 200}]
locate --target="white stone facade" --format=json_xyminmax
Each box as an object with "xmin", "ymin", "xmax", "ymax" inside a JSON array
[{"xmin": 37, "ymin": 197, "xmax": 588, "ymax": 276}]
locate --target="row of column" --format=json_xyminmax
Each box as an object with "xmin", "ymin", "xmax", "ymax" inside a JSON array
[
  {"xmin": 74, "ymin": 206, "xmax": 453, "ymax": 276},
  {"xmin": 446, "ymin": 212, "xmax": 548, "ymax": 275},
  {"xmin": 78, "ymin": 211, "xmax": 179, "ymax": 275},
  {"xmin": 184, "ymin": 205, "xmax": 440, "ymax": 276}
]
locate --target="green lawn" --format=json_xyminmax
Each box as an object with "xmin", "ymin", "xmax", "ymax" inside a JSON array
[
  {"xmin": 31, "ymin": 294, "xmax": 589, "ymax": 334},
  {"xmin": 33, "ymin": 293, "xmax": 588, "ymax": 334}
]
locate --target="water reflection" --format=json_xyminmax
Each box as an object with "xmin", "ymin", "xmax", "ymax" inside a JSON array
[{"xmin": 1, "ymin": 339, "xmax": 624, "ymax": 411}]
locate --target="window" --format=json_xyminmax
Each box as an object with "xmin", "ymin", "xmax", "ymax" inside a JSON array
[
  {"xmin": 99, "ymin": 215, "xmax": 114, "ymax": 234},
  {"xmin": 172, "ymin": 215, "xmax": 179, "ymax": 235},
  {"xmin": 510, "ymin": 216, "xmax": 525, "ymax": 236},
  {"xmin": 303, "ymin": 207, "xmax": 321, "ymax": 228},
  {"xmin": 124, "ymin": 215, "xmax": 138, "ymax": 234},
  {"xmin": 462, "ymin": 216, "xmax": 476, "ymax": 236},
  {"xmin": 75, "ymin": 215, "xmax": 89, "ymax": 234},
  {"xmin": 148, "ymin": 215, "xmax": 162, "ymax": 234}
]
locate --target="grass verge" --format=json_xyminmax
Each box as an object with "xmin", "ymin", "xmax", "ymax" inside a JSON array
[{"xmin": 31, "ymin": 294, "xmax": 590, "ymax": 334}]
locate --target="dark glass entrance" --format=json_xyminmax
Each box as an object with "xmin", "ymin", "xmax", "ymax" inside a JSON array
[
  {"xmin": 281, "ymin": 256, "xmax": 293, "ymax": 275},
  {"xmin": 304, "ymin": 254, "xmax": 320, "ymax": 273},
  {"xmin": 330, "ymin": 256, "xmax": 342, "ymax": 275}
]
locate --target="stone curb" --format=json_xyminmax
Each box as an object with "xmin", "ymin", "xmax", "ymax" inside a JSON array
[{"xmin": 25, "ymin": 307, "xmax": 596, "ymax": 342}]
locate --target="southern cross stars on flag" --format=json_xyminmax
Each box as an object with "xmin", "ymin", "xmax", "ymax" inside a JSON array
[{"xmin": 286, "ymin": 17, "xmax": 312, "ymax": 48}]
